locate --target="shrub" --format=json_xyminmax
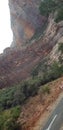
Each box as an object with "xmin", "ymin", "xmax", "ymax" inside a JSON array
[
  {"xmin": 39, "ymin": 0, "xmax": 57, "ymax": 16},
  {"xmin": 55, "ymin": 7, "xmax": 63, "ymax": 23},
  {"xmin": 0, "ymin": 85, "xmax": 25, "ymax": 110},
  {"xmin": 4, "ymin": 118, "xmax": 19, "ymax": 130},
  {"xmin": 31, "ymin": 69, "xmax": 38, "ymax": 78},
  {"xmin": 0, "ymin": 60, "xmax": 63, "ymax": 111},
  {"xmin": 41, "ymin": 85, "xmax": 50, "ymax": 94},
  {"xmin": 39, "ymin": 85, "xmax": 50, "ymax": 104},
  {"xmin": 58, "ymin": 43, "xmax": 63, "ymax": 53},
  {"xmin": 13, "ymin": 87, "xmax": 25, "ymax": 106},
  {"xmin": 50, "ymin": 61, "xmax": 63, "ymax": 79},
  {"xmin": 41, "ymin": 61, "xmax": 63, "ymax": 83},
  {"xmin": 39, "ymin": 0, "xmax": 63, "ymax": 23},
  {"xmin": 23, "ymin": 78, "xmax": 41, "ymax": 97},
  {"xmin": 0, "ymin": 106, "xmax": 21, "ymax": 130}
]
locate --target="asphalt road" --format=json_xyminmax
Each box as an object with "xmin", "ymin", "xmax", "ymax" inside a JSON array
[{"xmin": 42, "ymin": 98, "xmax": 63, "ymax": 130}]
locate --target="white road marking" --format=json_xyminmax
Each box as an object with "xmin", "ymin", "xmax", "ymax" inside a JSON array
[{"xmin": 46, "ymin": 114, "xmax": 57, "ymax": 130}]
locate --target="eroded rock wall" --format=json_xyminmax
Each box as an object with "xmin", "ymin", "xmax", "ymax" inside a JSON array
[{"xmin": 9, "ymin": 0, "xmax": 45, "ymax": 47}]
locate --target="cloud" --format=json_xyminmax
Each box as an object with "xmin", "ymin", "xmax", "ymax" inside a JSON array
[{"xmin": 0, "ymin": 0, "xmax": 13, "ymax": 53}]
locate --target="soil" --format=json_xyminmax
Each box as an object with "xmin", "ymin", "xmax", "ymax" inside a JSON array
[{"xmin": 18, "ymin": 77, "xmax": 63, "ymax": 130}]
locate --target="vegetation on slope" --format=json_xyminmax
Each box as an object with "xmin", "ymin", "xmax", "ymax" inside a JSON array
[
  {"xmin": 31, "ymin": 60, "xmax": 63, "ymax": 80},
  {"xmin": 39, "ymin": 0, "xmax": 57, "ymax": 17},
  {"xmin": 0, "ymin": 60, "xmax": 63, "ymax": 111},
  {"xmin": 31, "ymin": 42, "xmax": 63, "ymax": 81},
  {"xmin": 39, "ymin": 0, "xmax": 63, "ymax": 22},
  {"xmin": 0, "ymin": 106, "xmax": 21, "ymax": 130},
  {"xmin": 58, "ymin": 42, "xmax": 63, "ymax": 54},
  {"xmin": 0, "ymin": 50, "xmax": 63, "ymax": 130},
  {"xmin": 0, "ymin": 78, "xmax": 40, "ymax": 111},
  {"xmin": 0, "ymin": 2, "xmax": 63, "ymax": 129}
]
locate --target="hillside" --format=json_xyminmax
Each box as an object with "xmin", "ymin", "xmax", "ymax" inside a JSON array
[
  {"xmin": 0, "ymin": 77, "xmax": 63, "ymax": 130},
  {"xmin": 0, "ymin": 17, "xmax": 63, "ymax": 88},
  {"xmin": 0, "ymin": 0, "xmax": 63, "ymax": 130}
]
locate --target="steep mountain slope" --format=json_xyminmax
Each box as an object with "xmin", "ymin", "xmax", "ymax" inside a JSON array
[
  {"xmin": 0, "ymin": 18, "xmax": 63, "ymax": 88},
  {"xmin": 0, "ymin": 17, "xmax": 63, "ymax": 88},
  {"xmin": 0, "ymin": 1, "xmax": 63, "ymax": 130},
  {"xmin": 0, "ymin": 0, "xmax": 63, "ymax": 88}
]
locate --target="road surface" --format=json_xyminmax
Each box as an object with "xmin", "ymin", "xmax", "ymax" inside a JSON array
[{"xmin": 42, "ymin": 97, "xmax": 63, "ymax": 130}]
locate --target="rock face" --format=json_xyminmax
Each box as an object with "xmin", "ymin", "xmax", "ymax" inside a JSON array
[
  {"xmin": 0, "ymin": 17, "xmax": 63, "ymax": 88},
  {"xmin": 0, "ymin": 1, "xmax": 63, "ymax": 88},
  {"xmin": 9, "ymin": 0, "xmax": 46, "ymax": 47}
]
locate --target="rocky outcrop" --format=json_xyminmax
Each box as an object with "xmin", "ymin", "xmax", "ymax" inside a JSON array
[
  {"xmin": 0, "ymin": 17, "xmax": 62, "ymax": 88},
  {"xmin": 9, "ymin": 0, "xmax": 46, "ymax": 48},
  {"xmin": 0, "ymin": 0, "xmax": 63, "ymax": 88}
]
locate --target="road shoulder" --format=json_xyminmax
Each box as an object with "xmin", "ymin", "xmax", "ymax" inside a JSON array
[{"xmin": 33, "ymin": 92, "xmax": 63, "ymax": 130}]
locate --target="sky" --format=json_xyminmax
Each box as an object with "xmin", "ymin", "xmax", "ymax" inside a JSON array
[{"xmin": 0, "ymin": 0, "xmax": 13, "ymax": 53}]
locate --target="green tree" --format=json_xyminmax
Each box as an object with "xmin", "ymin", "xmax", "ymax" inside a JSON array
[{"xmin": 39, "ymin": 0, "xmax": 57, "ymax": 16}]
